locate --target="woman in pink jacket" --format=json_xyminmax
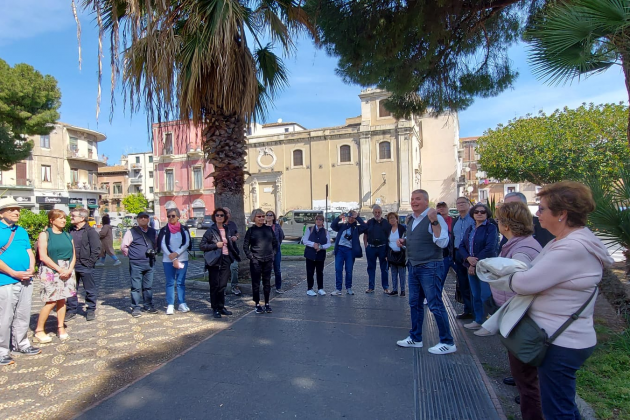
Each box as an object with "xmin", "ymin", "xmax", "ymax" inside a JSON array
[{"xmin": 510, "ymin": 181, "xmax": 613, "ymax": 419}]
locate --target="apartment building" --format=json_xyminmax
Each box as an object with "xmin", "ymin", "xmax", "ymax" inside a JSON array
[
  {"xmin": 97, "ymin": 165, "xmax": 130, "ymax": 213},
  {"xmin": 0, "ymin": 122, "xmax": 107, "ymax": 214},
  {"xmin": 121, "ymin": 152, "xmax": 156, "ymax": 212}
]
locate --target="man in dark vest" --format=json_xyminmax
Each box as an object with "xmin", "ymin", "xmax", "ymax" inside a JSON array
[
  {"xmin": 363, "ymin": 205, "xmax": 391, "ymax": 294},
  {"xmin": 396, "ymin": 189, "xmax": 457, "ymax": 355},
  {"xmin": 121, "ymin": 212, "xmax": 158, "ymax": 317},
  {"xmin": 302, "ymin": 214, "xmax": 332, "ymax": 296},
  {"xmin": 67, "ymin": 208, "xmax": 101, "ymax": 321}
]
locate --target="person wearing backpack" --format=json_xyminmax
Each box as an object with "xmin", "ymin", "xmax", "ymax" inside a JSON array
[
  {"xmin": 34, "ymin": 209, "xmax": 77, "ymax": 343},
  {"xmin": 0, "ymin": 198, "xmax": 40, "ymax": 366},
  {"xmin": 66, "ymin": 208, "xmax": 101, "ymax": 321},
  {"xmin": 157, "ymin": 207, "xmax": 191, "ymax": 315}
]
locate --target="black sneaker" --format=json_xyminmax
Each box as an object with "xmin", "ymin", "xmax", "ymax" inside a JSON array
[
  {"xmin": 264, "ymin": 304, "xmax": 272, "ymax": 314},
  {"xmin": 0, "ymin": 355, "xmax": 15, "ymax": 366},
  {"xmin": 86, "ymin": 310, "xmax": 96, "ymax": 321},
  {"xmin": 388, "ymin": 291, "xmax": 398, "ymax": 296},
  {"xmin": 213, "ymin": 310, "xmax": 222, "ymax": 319},
  {"xmin": 13, "ymin": 346, "xmax": 41, "ymax": 356},
  {"xmin": 65, "ymin": 312, "xmax": 77, "ymax": 321},
  {"xmin": 503, "ymin": 376, "xmax": 516, "ymax": 386},
  {"xmin": 456, "ymin": 312, "xmax": 474, "ymax": 320},
  {"xmin": 144, "ymin": 306, "xmax": 158, "ymax": 314},
  {"xmin": 219, "ymin": 308, "xmax": 232, "ymax": 315},
  {"xmin": 131, "ymin": 308, "xmax": 142, "ymax": 318},
  {"xmin": 255, "ymin": 305, "xmax": 264, "ymax": 314},
  {"xmin": 400, "ymin": 291, "xmax": 406, "ymax": 297}
]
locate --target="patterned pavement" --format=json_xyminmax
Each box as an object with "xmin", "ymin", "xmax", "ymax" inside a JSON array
[{"xmin": 0, "ymin": 257, "xmax": 306, "ymax": 420}]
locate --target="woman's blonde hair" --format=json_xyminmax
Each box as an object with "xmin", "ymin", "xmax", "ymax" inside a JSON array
[
  {"xmin": 496, "ymin": 202, "xmax": 533, "ymax": 237},
  {"xmin": 47, "ymin": 209, "xmax": 66, "ymax": 225}
]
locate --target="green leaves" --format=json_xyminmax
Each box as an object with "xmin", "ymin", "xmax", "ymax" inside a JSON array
[
  {"xmin": 0, "ymin": 58, "xmax": 60, "ymax": 171},
  {"xmin": 477, "ymin": 103, "xmax": 630, "ymax": 185},
  {"xmin": 122, "ymin": 193, "xmax": 149, "ymax": 215}
]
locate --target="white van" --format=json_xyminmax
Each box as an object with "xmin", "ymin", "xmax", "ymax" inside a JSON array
[{"xmin": 281, "ymin": 210, "xmax": 342, "ymax": 241}]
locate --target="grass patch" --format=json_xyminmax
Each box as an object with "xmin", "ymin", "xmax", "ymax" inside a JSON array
[
  {"xmin": 280, "ymin": 243, "xmax": 334, "ymax": 256},
  {"xmin": 577, "ymin": 328, "xmax": 630, "ymax": 419}
]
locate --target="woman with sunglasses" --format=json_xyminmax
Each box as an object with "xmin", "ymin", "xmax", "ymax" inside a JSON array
[
  {"xmin": 157, "ymin": 208, "xmax": 191, "ymax": 315},
  {"xmin": 200, "ymin": 208, "xmax": 240, "ymax": 318},
  {"xmin": 457, "ymin": 203, "xmax": 498, "ymax": 330},
  {"xmin": 265, "ymin": 210, "xmax": 285, "ymax": 293},
  {"xmin": 243, "ymin": 208, "xmax": 278, "ymax": 314}
]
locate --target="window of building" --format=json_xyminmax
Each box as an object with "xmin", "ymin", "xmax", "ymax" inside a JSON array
[
  {"xmin": 193, "ymin": 167, "xmax": 203, "ymax": 190},
  {"xmin": 378, "ymin": 101, "xmax": 392, "ymax": 118},
  {"xmin": 88, "ymin": 141, "xmax": 95, "ymax": 158},
  {"xmin": 40, "ymin": 135, "xmax": 50, "ymax": 149},
  {"xmin": 41, "ymin": 165, "xmax": 51, "ymax": 182},
  {"xmin": 164, "ymin": 133, "xmax": 173, "ymax": 155},
  {"xmin": 378, "ymin": 141, "xmax": 392, "ymax": 160},
  {"xmin": 69, "ymin": 136, "xmax": 78, "ymax": 152},
  {"xmin": 479, "ymin": 189, "xmax": 489, "ymax": 202},
  {"xmin": 292, "ymin": 149, "xmax": 303, "ymax": 167},
  {"xmin": 113, "ymin": 183, "xmax": 122, "ymax": 194},
  {"xmin": 70, "ymin": 168, "xmax": 79, "ymax": 184},
  {"xmin": 149, "ymin": 187, "xmax": 154, "ymax": 194},
  {"xmin": 149, "ymin": 171, "xmax": 154, "ymax": 179},
  {"xmin": 135, "ymin": 156, "xmax": 140, "ymax": 164},
  {"xmin": 166, "ymin": 170, "xmax": 174, "ymax": 191},
  {"xmin": 284, "ymin": 128, "xmax": 290, "ymax": 133},
  {"xmin": 88, "ymin": 171, "xmax": 95, "ymax": 186},
  {"xmin": 148, "ymin": 156, "xmax": 153, "ymax": 163},
  {"xmin": 339, "ymin": 145, "xmax": 351, "ymax": 163}
]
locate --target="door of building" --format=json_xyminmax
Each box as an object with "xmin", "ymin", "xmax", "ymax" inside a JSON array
[{"xmin": 16, "ymin": 162, "xmax": 27, "ymax": 186}]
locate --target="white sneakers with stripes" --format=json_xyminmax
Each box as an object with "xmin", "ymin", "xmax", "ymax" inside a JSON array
[
  {"xmin": 428, "ymin": 343, "xmax": 457, "ymax": 355},
  {"xmin": 396, "ymin": 336, "xmax": 423, "ymax": 348}
]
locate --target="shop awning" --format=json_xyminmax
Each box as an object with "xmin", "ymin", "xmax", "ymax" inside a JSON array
[
  {"xmin": 88, "ymin": 204, "xmax": 99, "ymax": 209},
  {"xmin": 68, "ymin": 204, "xmax": 77, "ymax": 208}
]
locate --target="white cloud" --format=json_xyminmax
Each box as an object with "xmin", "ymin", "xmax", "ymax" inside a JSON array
[{"xmin": 0, "ymin": 0, "xmax": 78, "ymax": 45}]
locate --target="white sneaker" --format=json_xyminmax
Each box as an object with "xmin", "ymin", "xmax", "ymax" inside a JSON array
[
  {"xmin": 428, "ymin": 343, "xmax": 457, "ymax": 355},
  {"xmin": 178, "ymin": 303, "xmax": 190, "ymax": 313},
  {"xmin": 464, "ymin": 321, "xmax": 482, "ymax": 330},
  {"xmin": 95, "ymin": 262, "xmax": 105, "ymax": 267},
  {"xmin": 346, "ymin": 288, "xmax": 355, "ymax": 295},
  {"xmin": 166, "ymin": 305, "xmax": 174, "ymax": 315},
  {"xmin": 317, "ymin": 289, "xmax": 326, "ymax": 296},
  {"xmin": 113, "ymin": 260, "xmax": 122, "ymax": 266},
  {"xmin": 474, "ymin": 327, "xmax": 494, "ymax": 337},
  {"xmin": 330, "ymin": 290, "xmax": 342, "ymax": 296},
  {"xmin": 397, "ymin": 336, "xmax": 423, "ymax": 348},
  {"xmin": 306, "ymin": 290, "xmax": 317, "ymax": 296}
]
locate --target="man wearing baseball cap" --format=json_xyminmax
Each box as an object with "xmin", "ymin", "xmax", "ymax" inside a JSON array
[{"xmin": 0, "ymin": 198, "xmax": 40, "ymax": 365}]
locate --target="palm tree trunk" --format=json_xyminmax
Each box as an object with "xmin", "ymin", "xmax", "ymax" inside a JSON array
[
  {"xmin": 203, "ymin": 110, "xmax": 249, "ymax": 277},
  {"xmin": 621, "ymin": 50, "xmax": 630, "ymax": 148}
]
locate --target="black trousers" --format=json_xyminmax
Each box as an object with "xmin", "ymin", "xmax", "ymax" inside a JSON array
[
  {"xmin": 306, "ymin": 259, "xmax": 325, "ymax": 290},
  {"xmin": 67, "ymin": 266, "xmax": 97, "ymax": 313},
  {"xmin": 208, "ymin": 255, "xmax": 232, "ymax": 311},
  {"xmin": 453, "ymin": 251, "xmax": 474, "ymax": 315},
  {"xmin": 250, "ymin": 258, "xmax": 273, "ymax": 304}
]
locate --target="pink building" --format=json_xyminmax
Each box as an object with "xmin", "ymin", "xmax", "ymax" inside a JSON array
[{"xmin": 152, "ymin": 120, "xmax": 215, "ymax": 222}]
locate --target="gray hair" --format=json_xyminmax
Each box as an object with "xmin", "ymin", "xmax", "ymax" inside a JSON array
[
  {"xmin": 411, "ymin": 189, "xmax": 429, "ymax": 201},
  {"xmin": 250, "ymin": 208, "xmax": 264, "ymax": 222},
  {"xmin": 71, "ymin": 208, "xmax": 89, "ymax": 219},
  {"xmin": 504, "ymin": 192, "xmax": 527, "ymax": 204},
  {"xmin": 372, "ymin": 205, "xmax": 382, "ymax": 212},
  {"xmin": 166, "ymin": 207, "xmax": 181, "ymax": 217}
]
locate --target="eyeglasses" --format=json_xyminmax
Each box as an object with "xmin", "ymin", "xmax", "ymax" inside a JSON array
[
  {"xmin": 167, "ymin": 215, "xmax": 178, "ymax": 219},
  {"xmin": 474, "ymin": 210, "xmax": 487, "ymax": 215},
  {"xmin": 255, "ymin": 215, "xmax": 265, "ymax": 218},
  {"xmin": 215, "ymin": 214, "xmax": 225, "ymax": 217},
  {"xmin": 266, "ymin": 214, "xmax": 274, "ymax": 217}
]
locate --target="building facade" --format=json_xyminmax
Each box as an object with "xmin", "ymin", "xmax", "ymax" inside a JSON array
[
  {"xmin": 152, "ymin": 121, "xmax": 215, "ymax": 223},
  {"xmin": 98, "ymin": 165, "xmax": 129, "ymax": 213},
  {"xmin": 460, "ymin": 136, "xmax": 540, "ymax": 206},
  {"xmin": 245, "ymin": 88, "xmax": 461, "ymax": 216},
  {"xmin": 121, "ymin": 152, "xmax": 156, "ymax": 212},
  {"xmin": 0, "ymin": 122, "xmax": 107, "ymax": 214}
]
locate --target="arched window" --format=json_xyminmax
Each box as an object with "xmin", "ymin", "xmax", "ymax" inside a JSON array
[
  {"xmin": 339, "ymin": 145, "xmax": 351, "ymax": 163},
  {"xmin": 379, "ymin": 141, "xmax": 391, "ymax": 160},
  {"xmin": 293, "ymin": 149, "xmax": 304, "ymax": 167}
]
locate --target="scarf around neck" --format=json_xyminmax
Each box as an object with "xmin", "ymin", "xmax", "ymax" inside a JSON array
[{"xmin": 168, "ymin": 222, "xmax": 181, "ymax": 234}]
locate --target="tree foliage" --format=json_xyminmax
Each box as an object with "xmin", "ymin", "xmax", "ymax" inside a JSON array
[
  {"xmin": 18, "ymin": 209, "xmax": 70, "ymax": 249},
  {"xmin": 0, "ymin": 59, "xmax": 61, "ymax": 170},
  {"xmin": 477, "ymin": 103, "xmax": 630, "ymax": 185},
  {"xmin": 306, "ymin": 0, "xmax": 544, "ymax": 118},
  {"xmin": 122, "ymin": 193, "xmax": 148, "ymax": 215}
]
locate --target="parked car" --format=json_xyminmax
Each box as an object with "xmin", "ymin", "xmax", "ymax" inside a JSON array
[
  {"xmin": 282, "ymin": 210, "xmax": 340, "ymax": 241},
  {"xmin": 88, "ymin": 217, "xmax": 96, "ymax": 227},
  {"xmin": 449, "ymin": 208, "xmax": 458, "ymax": 217},
  {"xmin": 184, "ymin": 217, "xmax": 203, "ymax": 229},
  {"xmin": 200, "ymin": 215, "xmax": 214, "ymax": 230}
]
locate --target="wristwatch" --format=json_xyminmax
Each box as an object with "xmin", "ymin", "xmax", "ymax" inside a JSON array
[{"xmin": 430, "ymin": 220, "xmax": 440, "ymax": 226}]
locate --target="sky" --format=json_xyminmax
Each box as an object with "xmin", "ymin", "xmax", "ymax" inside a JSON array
[{"xmin": 1, "ymin": 1, "xmax": 628, "ymax": 165}]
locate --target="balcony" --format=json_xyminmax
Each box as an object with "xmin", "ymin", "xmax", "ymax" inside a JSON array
[
  {"xmin": 187, "ymin": 146, "xmax": 204, "ymax": 157},
  {"xmin": 67, "ymin": 147, "xmax": 108, "ymax": 166},
  {"xmin": 67, "ymin": 182, "xmax": 108, "ymax": 193},
  {"xmin": 112, "ymin": 193, "xmax": 123, "ymax": 199},
  {"xmin": 0, "ymin": 181, "xmax": 34, "ymax": 190},
  {"xmin": 129, "ymin": 177, "xmax": 143, "ymax": 185},
  {"xmin": 130, "ymin": 162, "xmax": 142, "ymax": 169}
]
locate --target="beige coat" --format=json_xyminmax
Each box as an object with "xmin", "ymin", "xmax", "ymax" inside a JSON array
[{"xmin": 99, "ymin": 224, "xmax": 115, "ymax": 256}]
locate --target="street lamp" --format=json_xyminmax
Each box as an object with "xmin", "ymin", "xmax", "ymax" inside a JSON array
[{"xmin": 381, "ymin": 172, "xmax": 387, "ymax": 183}]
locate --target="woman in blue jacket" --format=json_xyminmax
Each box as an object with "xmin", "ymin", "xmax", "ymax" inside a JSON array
[
  {"xmin": 457, "ymin": 203, "xmax": 498, "ymax": 329},
  {"xmin": 330, "ymin": 211, "xmax": 367, "ymax": 296}
]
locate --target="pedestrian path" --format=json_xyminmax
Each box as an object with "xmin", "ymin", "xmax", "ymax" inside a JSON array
[{"xmin": 78, "ymin": 259, "xmax": 503, "ymax": 420}]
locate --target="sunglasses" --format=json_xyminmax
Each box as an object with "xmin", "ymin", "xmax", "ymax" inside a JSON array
[
  {"xmin": 266, "ymin": 214, "xmax": 274, "ymax": 216},
  {"xmin": 255, "ymin": 215, "xmax": 265, "ymax": 218},
  {"xmin": 167, "ymin": 215, "xmax": 178, "ymax": 219},
  {"xmin": 474, "ymin": 210, "xmax": 487, "ymax": 215},
  {"xmin": 215, "ymin": 214, "xmax": 225, "ymax": 217}
]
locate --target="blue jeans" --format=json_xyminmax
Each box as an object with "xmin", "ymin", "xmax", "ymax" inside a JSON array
[
  {"xmin": 390, "ymin": 264, "xmax": 406, "ymax": 292},
  {"xmin": 99, "ymin": 254, "xmax": 119, "ymax": 263},
  {"xmin": 163, "ymin": 261, "xmax": 188, "ymax": 306},
  {"xmin": 334, "ymin": 246, "xmax": 354, "ymax": 291},
  {"xmin": 366, "ymin": 245, "xmax": 389, "ymax": 290},
  {"xmin": 538, "ymin": 344, "xmax": 595, "ymax": 419},
  {"xmin": 441, "ymin": 256, "xmax": 452, "ymax": 286},
  {"xmin": 273, "ymin": 250, "xmax": 282, "ymax": 290},
  {"xmin": 129, "ymin": 261, "xmax": 154, "ymax": 310},
  {"xmin": 468, "ymin": 273, "xmax": 492, "ymax": 324},
  {"xmin": 408, "ymin": 262, "xmax": 454, "ymax": 345}
]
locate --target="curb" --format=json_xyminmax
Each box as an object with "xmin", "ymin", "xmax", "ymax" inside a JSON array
[{"xmin": 576, "ymin": 394, "xmax": 597, "ymax": 420}]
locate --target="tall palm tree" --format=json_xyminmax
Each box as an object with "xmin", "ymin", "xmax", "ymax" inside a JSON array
[
  {"xmin": 77, "ymin": 0, "xmax": 315, "ymax": 237},
  {"xmin": 525, "ymin": 0, "xmax": 630, "ymax": 146}
]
